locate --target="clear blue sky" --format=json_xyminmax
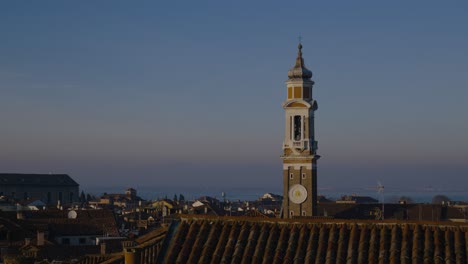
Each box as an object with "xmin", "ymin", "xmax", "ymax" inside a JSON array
[{"xmin": 1, "ymin": 1, "xmax": 467, "ymax": 192}]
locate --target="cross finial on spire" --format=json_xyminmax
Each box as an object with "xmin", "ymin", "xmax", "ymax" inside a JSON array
[{"xmin": 297, "ymin": 35, "xmax": 303, "ymax": 56}]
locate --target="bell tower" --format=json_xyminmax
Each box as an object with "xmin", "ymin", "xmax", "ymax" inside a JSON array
[{"xmin": 281, "ymin": 44, "xmax": 319, "ymax": 218}]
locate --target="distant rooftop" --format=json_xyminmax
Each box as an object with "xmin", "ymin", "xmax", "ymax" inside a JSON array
[{"xmin": 0, "ymin": 173, "xmax": 79, "ymax": 186}]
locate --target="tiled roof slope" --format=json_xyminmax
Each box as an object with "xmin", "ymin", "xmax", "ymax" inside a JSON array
[
  {"xmin": 157, "ymin": 215, "xmax": 468, "ymax": 264},
  {"xmin": 76, "ymin": 255, "xmax": 124, "ymax": 264}
]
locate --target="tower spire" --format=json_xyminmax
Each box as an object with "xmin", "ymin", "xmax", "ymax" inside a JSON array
[
  {"xmin": 288, "ymin": 43, "xmax": 312, "ymax": 80},
  {"xmin": 295, "ymin": 43, "xmax": 304, "ymax": 68}
]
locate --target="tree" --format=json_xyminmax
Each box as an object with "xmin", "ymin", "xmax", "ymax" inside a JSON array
[
  {"xmin": 432, "ymin": 194, "xmax": 450, "ymax": 204},
  {"xmin": 173, "ymin": 194, "xmax": 178, "ymax": 203},
  {"xmin": 79, "ymin": 191, "xmax": 86, "ymax": 202},
  {"xmin": 179, "ymin": 194, "xmax": 185, "ymax": 202}
]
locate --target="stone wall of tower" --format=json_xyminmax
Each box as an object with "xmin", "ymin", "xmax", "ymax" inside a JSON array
[{"xmin": 282, "ymin": 162, "xmax": 317, "ymax": 218}]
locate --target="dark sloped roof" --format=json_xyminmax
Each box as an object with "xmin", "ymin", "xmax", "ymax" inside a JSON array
[
  {"xmin": 78, "ymin": 254, "xmax": 124, "ymax": 264},
  {"xmin": 16, "ymin": 209, "xmax": 119, "ymax": 237},
  {"xmin": 336, "ymin": 195, "xmax": 379, "ymax": 204},
  {"xmin": 318, "ymin": 203, "xmax": 466, "ymax": 221},
  {"xmin": 156, "ymin": 215, "xmax": 468, "ymax": 263},
  {"xmin": 0, "ymin": 173, "xmax": 79, "ymax": 186}
]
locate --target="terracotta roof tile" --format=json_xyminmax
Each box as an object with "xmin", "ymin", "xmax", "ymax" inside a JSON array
[
  {"xmin": 209, "ymin": 221, "xmax": 231, "ymax": 264},
  {"xmin": 292, "ymin": 225, "xmax": 309, "ymax": 263},
  {"xmin": 240, "ymin": 223, "xmax": 260, "ymax": 264},
  {"xmin": 262, "ymin": 223, "xmax": 279, "ymax": 263},
  {"xmin": 152, "ymin": 216, "xmax": 468, "ymax": 263},
  {"xmin": 197, "ymin": 221, "xmax": 221, "ymax": 264},
  {"xmin": 251, "ymin": 222, "xmax": 268, "ymax": 264},
  {"xmin": 10, "ymin": 205, "xmax": 468, "ymax": 262},
  {"xmin": 220, "ymin": 221, "xmax": 240, "ymax": 263}
]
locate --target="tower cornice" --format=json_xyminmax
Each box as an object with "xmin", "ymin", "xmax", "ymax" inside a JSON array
[
  {"xmin": 282, "ymin": 100, "xmax": 312, "ymax": 109},
  {"xmin": 280, "ymin": 155, "xmax": 321, "ymax": 161}
]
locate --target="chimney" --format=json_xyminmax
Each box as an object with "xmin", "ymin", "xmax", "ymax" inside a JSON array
[
  {"xmin": 37, "ymin": 231, "xmax": 44, "ymax": 246},
  {"xmin": 16, "ymin": 211, "xmax": 24, "ymax": 220},
  {"xmin": 124, "ymin": 248, "xmax": 140, "ymax": 264},
  {"xmin": 100, "ymin": 242, "xmax": 107, "ymax": 255}
]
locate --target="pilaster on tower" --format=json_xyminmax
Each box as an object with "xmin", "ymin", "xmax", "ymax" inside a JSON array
[{"xmin": 281, "ymin": 44, "xmax": 320, "ymax": 219}]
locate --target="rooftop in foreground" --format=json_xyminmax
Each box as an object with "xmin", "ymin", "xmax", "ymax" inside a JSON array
[{"xmin": 121, "ymin": 215, "xmax": 468, "ymax": 264}]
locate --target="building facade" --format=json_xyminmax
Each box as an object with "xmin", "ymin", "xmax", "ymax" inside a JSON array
[
  {"xmin": 0, "ymin": 173, "xmax": 79, "ymax": 205},
  {"xmin": 281, "ymin": 44, "xmax": 320, "ymax": 218}
]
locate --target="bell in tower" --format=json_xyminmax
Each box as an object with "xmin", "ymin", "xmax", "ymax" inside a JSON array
[{"xmin": 281, "ymin": 43, "xmax": 320, "ymax": 218}]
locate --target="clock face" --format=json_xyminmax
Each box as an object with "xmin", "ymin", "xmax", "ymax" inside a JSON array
[{"xmin": 288, "ymin": 184, "xmax": 308, "ymax": 204}]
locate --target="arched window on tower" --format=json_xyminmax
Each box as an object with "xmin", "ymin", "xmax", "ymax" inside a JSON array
[
  {"xmin": 303, "ymin": 115, "xmax": 307, "ymax": 139},
  {"xmin": 294, "ymin": 115, "xmax": 301, "ymax": 141},
  {"xmin": 289, "ymin": 116, "xmax": 292, "ymax": 140}
]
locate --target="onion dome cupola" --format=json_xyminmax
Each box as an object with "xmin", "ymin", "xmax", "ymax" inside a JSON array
[{"xmin": 287, "ymin": 44, "xmax": 313, "ymax": 80}]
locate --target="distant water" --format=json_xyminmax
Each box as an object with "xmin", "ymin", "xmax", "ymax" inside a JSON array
[{"xmin": 82, "ymin": 186, "xmax": 468, "ymax": 203}]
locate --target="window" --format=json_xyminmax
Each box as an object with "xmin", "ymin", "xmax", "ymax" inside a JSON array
[
  {"xmin": 287, "ymin": 87, "xmax": 292, "ymax": 99},
  {"xmin": 293, "ymin": 87, "xmax": 301, "ymax": 98},
  {"xmin": 290, "ymin": 211, "xmax": 294, "ymax": 217},
  {"xmin": 47, "ymin": 192, "xmax": 51, "ymax": 204},
  {"xmin": 303, "ymin": 115, "xmax": 307, "ymax": 136},
  {"xmin": 302, "ymin": 173, "xmax": 306, "ymax": 179},
  {"xmin": 289, "ymin": 173, "xmax": 293, "ymax": 179},
  {"xmin": 303, "ymin": 87, "xmax": 310, "ymax": 98},
  {"xmin": 70, "ymin": 192, "xmax": 74, "ymax": 203},
  {"xmin": 24, "ymin": 192, "xmax": 28, "ymax": 200},
  {"xmin": 58, "ymin": 192, "xmax": 63, "ymax": 202},
  {"xmin": 62, "ymin": 238, "xmax": 70, "ymax": 245},
  {"xmin": 289, "ymin": 116, "xmax": 292, "ymax": 140},
  {"xmin": 294, "ymin": 116, "xmax": 302, "ymax": 141},
  {"xmin": 79, "ymin": 238, "xmax": 86, "ymax": 244},
  {"xmin": 302, "ymin": 211, "xmax": 306, "ymax": 216}
]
